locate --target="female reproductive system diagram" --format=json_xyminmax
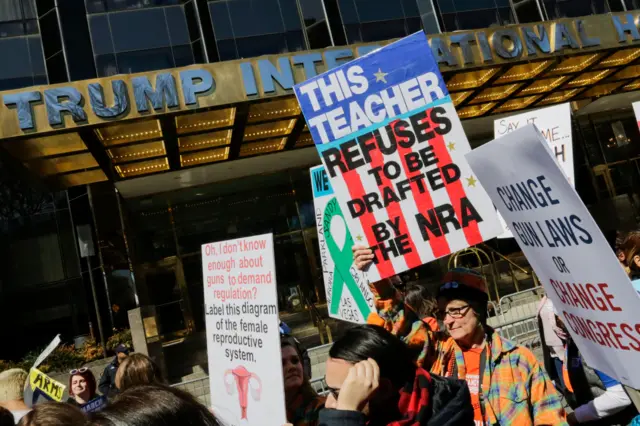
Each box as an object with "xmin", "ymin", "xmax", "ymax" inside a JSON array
[{"xmin": 224, "ymin": 366, "xmax": 263, "ymax": 421}]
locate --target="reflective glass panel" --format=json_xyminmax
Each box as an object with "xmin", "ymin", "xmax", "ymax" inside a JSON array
[
  {"xmin": 434, "ymin": 0, "xmax": 515, "ymax": 30},
  {"xmin": 542, "ymin": 0, "xmax": 611, "ymax": 18},
  {"xmin": 338, "ymin": 0, "xmax": 421, "ymax": 44},
  {"xmin": 209, "ymin": 0, "xmax": 307, "ymax": 59}
]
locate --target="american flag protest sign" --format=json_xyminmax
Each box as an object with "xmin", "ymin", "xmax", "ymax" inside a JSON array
[{"xmin": 294, "ymin": 32, "xmax": 501, "ymax": 281}]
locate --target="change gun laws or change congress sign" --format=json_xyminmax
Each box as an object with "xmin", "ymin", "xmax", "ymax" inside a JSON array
[
  {"xmin": 295, "ymin": 32, "xmax": 502, "ymax": 281},
  {"xmin": 467, "ymin": 124, "xmax": 640, "ymax": 388},
  {"xmin": 493, "ymin": 104, "xmax": 573, "ymax": 239},
  {"xmin": 311, "ymin": 165, "xmax": 375, "ymax": 323},
  {"xmin": 201, "ymin": 234, "xmax": 286, "ymax": 426}
]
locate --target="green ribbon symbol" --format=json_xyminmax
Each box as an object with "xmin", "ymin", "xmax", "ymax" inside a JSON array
[{"xmin": 324, "ymin": 197, "xmax": 372, "ymax": 319}]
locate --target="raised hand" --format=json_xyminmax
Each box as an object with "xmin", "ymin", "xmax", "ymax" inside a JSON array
[{"xmin": 352, "ymin": 245, "xmax": 374, "ymax": 271}]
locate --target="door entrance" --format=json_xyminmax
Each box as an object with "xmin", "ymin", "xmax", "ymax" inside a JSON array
[{"xmin": 140, "ymin": 256, "xmax": 194, "ymax": 340}]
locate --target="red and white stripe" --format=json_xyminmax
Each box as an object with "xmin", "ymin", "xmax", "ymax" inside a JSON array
[{"xmin": 330, "ymin": 101, "xmax": 501, "ymax": 281}]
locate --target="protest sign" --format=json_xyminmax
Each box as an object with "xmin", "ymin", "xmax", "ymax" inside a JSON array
[
  {"xmin": 294, "ymin": 31, "xmax": 502, "ymax": 281},
  {"xmin": 634, "ymin": 101, "xmax": 640, "ymax": 130},
  {"xmin": 466, "ymin": 124, "xmax": 640, "ymax": 387},
  {"xmin": 202, "ymin": 234, "xmax": 286, "ymax": 426},
  {"xmin": 310, "ymin": 165, "xmax": 375, "ymax": 323},
  {"xmin": 32, "ymin": 335, "xmax": 61, "ymax": 369},
  {"xmin": 24, "ymin": 368, "xmax": 66, "ymax": 405},
  {"xmin": 80, "ymin": 396, "xmax": 107, "ymax": 413},
  {"xmin": 493, "ymin": 104, "xmax": 573, "ymax": 238}
]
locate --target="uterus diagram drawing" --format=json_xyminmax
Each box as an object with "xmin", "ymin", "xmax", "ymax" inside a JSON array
[{"xmin": 224, "ymin": 366, "xmax": 263, "ymax": 420}]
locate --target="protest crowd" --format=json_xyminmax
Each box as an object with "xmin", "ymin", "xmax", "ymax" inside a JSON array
[
  {"xmin": 5, "ymin": 22, "xmax": 640, "ymax": 426},
  {"xmin": 1, "ymin": 229, "xmax": 640, "ymax": 425}
]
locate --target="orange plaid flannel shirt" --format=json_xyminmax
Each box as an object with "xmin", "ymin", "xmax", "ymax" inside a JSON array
[
  {"xmin": 366, "ymin": 278, "xmax": 438, "ymax": 367},
  {"xmin": 368, "ymin": 278, "xmax": 567, "ymax": 425}
]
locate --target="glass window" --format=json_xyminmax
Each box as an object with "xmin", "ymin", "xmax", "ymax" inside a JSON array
[
  {"xmin": 95, "ymin": 53, "xmax": 118, "ymax": 77},
  {"xmin": 542, "ymin": 0, "xmax": 611, "ymax": 19},
  {"xmin": 116, "ymin": 46, "xmax": 175, "ymax": 73},
  {"xmin": 627, "ymin": 0, "xmax": 640, "ymax": 9},
  {"xmin": 0, "ymin": 0, "xmax": 36, "ymax": 21},
  {"xmin": 209, "ymin": 1, "xmax": 234, "ymax": 39},
  {"xmin": 36, "ymin": 0, "xmax": 56, "ymax": 15},
  {"xmin": 216, "ymin": 38, "xmax": 238, "ymax": 61},
  {"xmin": 299, "ymin": 0, "xmax": 331, "ymax": 49},
  {"xmin": 88, "ymin": 14, "xmax": 115, "ymax": 55},
  {"xmin": 338, "ymin": 0, "xmax": 422, "ymax": 44},
  {"xmin": 28, "ymin": 36, "xmax": 46, "ymax": 75},
  {"xmin": 110, "ymin": 9, "xmax": 171, "ymax": 51},
  {"xmin": 512, "ymin": 0, "xmax": 543, "ymax": 23},
  {"xmin": 46, "ymin": 50, "xmax": 67, "ymax": 83},
  {"xmin": 39, "ymin": 10, "xmax": 62, "ymax": 56},
  {"xmin": 434, "ymin": 0, "xmax": 515, "ymax": 31},
  {"xmin": 173, "ymin": 43, "xmax": 194, "ymax": 66},
  {"xmin": 85, "ymin": 0, "xmax": 186, "ymax": 13},
  {"xmin": 166, "ymin": 5, "xmax": 190, "ymax": 45},
  {"xmin": 209, "ymin": 0, "xmax": 307, "ymax": 59},
  {"xmin": 416, "ymin": 0, "xmax": 441, "ymax": 34},
  {"xmin": 0, "ymin": 0, "xmax": 38, "ymax": 38},
  {"xmin": 90, "ymin": 5, "xmax": 195, "ymax": 74},
  {"xmin": 225, "ymin": 0, "xmax": 286, "ymax": 38},
  {"xmin": 0, "ymin": 37, "xmax": 41, "ymax": 83}
]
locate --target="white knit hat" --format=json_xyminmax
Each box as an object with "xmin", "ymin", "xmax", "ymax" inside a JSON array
[{"xmin": 0, "ymin": 369, "xmax": 28, "ymax": 402}]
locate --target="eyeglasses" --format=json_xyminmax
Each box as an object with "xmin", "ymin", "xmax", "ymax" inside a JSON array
[
  {"xmin": 70, "ymin": 367, "xmax": 88, "ymax": 375},
  {"xmin": 439, "ymin": 305, "xmax": 471, "ymax": 319}
]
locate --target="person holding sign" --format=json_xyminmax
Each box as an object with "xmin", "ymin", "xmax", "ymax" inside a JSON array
[
  {"xmin": 321, "ymin": 325, "xmax": 474, "ymax": 426},
  {"xmin": 367, "ymin": 277, "xmax": 440, "ymax": 363},
  {"xmin": 556, "ymin": 316, "xmax": 638, "ymax": 426},
  {"xmin": 281, "ymin": 336, "xmax": 325, "ymax": 426},
  {"xmin": 354, "ymin": 248, "xmax": 567, "ymax": 426}
]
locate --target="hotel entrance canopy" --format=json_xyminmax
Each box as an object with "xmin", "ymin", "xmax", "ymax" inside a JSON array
[{"xmin": 2, "ymin": 11, "xmax": 640, "ymax": 194}]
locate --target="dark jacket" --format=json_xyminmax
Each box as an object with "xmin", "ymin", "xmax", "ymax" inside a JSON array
[
  {"xmin": 566, "ymin": 340, "xmax": 637, "ymax": 426},
  {"xmin": 318, "ymin": 368, "xmax": 473, "ymax": 426},
  {"xmin": 98, "ymin": 357, "xmax": 120, "ymax": 399}
]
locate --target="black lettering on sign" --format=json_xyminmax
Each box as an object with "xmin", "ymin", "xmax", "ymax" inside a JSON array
[
  {"xmin": 414, "ymin": 197, "xmax": 483, "ymax": 242},
  {"xmin": 313, "ymin": 168, "xmax": 330, "ymax": 193}
]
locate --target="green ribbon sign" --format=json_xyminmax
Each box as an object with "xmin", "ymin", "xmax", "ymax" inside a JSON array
[{"xmin": 324, "ymin": 197, "xmax": 372, "ymax": 319}]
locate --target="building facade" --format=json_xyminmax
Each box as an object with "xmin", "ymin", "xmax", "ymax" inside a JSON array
[{"xmin": 1, "ymin": 0, "xmax": 640, "ymax": 360}]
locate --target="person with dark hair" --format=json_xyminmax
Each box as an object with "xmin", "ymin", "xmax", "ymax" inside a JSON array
[
  {"xmin": 280, "ymin": 322, "xmax": 312, "ymax": 379},
  {"xmin": 99, "ymin": 344, "xmax": 129, "ymax": 399},
  {"xmin": 67, "ymin": 367, "xmax": 98, "ymax": 406},
  {"xmin": 281, "ymin": 336, "xmax": 324, "ymax": 426},
  {"xmin": 0, "ymin": 407, "xmax": 15, "ymax": 426},
  {"xmin": 320, "ymin": 324, "xmax": 474, "ymax": 426},
  {"xmin": 354, "ymin": 245, "xmax": 568, "ymax": 426},
  {"xmin": 91, "ymin": 385, "xmax": 220, "ymax": 426},
  {"xmin": 366, "ymin": 276, "xmax": 439, "ymax": 366},
  {"xmin": 17, "ymin": 402, "xmax": 86, "ymax": 426},
  {"xmin": 115, "ymin": 353, "xmax": 164, "ymax": 392}
]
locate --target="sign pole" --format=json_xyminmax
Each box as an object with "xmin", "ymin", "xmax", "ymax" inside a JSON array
[{"xmin": 86, "ymin": 255, "xmax": 108, "ymax": 359}]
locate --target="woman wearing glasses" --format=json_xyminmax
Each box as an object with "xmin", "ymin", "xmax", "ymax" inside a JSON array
[
  {"xmin": 67, "ymin": 367, "xmax": 98, "ymax": 407},
  {"xmin": 353, "ymin": 246, "xmax": 567, "ymax": 426}
]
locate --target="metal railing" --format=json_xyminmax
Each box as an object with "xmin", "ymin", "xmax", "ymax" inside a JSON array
[{"xmin": 310, "ymin": 377, "xmax": 330, "ymax": 396}]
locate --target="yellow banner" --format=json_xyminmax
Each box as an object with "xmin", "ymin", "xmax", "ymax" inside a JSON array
[{"xmin": 29, "ymin": 368, "xmax": 65, "ymax": 402}]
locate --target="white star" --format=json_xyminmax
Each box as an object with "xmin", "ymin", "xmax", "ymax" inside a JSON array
[{"xmin": 374, "ymin": 69, "xmax": 388, "ymax": 83}]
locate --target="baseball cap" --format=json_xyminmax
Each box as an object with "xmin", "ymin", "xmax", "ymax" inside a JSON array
[{"xmin": 115, "ymin": 344, "xmax": 130, "ymax": 355}]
